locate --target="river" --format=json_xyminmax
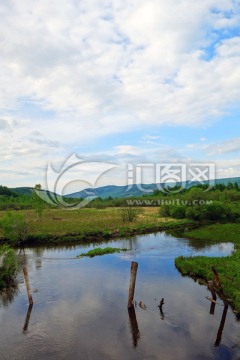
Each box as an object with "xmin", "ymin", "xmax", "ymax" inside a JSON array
[{"xmin": 0, "ymin": 231, "xmax": 239, "ymax": 359}]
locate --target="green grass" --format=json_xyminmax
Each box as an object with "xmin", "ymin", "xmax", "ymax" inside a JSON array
[
  {"xmin": 175, "ymin": 223, "xmax": 240, "ymax": 315},
  {"xmin": 183, "ymin": 223, "xmax": 240, "ymax": 244},
  {"xmin": 77, "ymin": 247, "xmax": 127, "ymax": 257},
  {"xmin": 0, "ymin": 208, "xmax": 192, "ymax": 245}
]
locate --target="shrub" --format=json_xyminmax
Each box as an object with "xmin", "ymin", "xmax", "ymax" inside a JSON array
[
  {"xmin": 0, "ymin": 212, "xmax": 28, "ymax": 245},
  {"xmin": 185, "ymin": 206, "xmax": 201, "ymax": 220},
  {"xmin": 169, "ymin": 205, "xmax": 186, "ymax": 219},
  {"xmin": 184, "ymin": 202, "xmax": 240, "ymax": 222},
  {"xmin": 0, "ymin": 245, "xmax": 18, "ymax": 289},
  {"xmin": 159, "ymin": 204, "xmax": 171, "ymax": 217},
  {"xmin": 120, "ymin": 207, "xmax": 139, "ymax": 222}
]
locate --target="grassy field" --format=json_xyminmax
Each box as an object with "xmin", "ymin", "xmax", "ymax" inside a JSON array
[
  {"xmin": 0, "ymin": 207, "xmax": 191, "ymax": 245},
  {"xmin": 175, "ymin": 223, "xmax": 240, "ymax": 315}
]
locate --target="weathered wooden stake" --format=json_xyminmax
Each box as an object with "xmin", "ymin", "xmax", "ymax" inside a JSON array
[
  {"xmin": 215, "ymin": 305, "xmax": 228, "ymax": 346},
  {"xmin": 128, "ymin": 307, "xmax": 140, "ymax": 348},
  {"xmin": 208, "ymin": 280, "xmax": 217, "ymax": 300},
  {"xmin": 208, "ymin": 280, "xmax": 217, "ymax": 315},
  {"xmin": 23, "ymin": 304, "xmax": 33, "ymax": 333},
  {"xmin": 128, "ymin": 261, "xmax": 138, "ymax": 309},
  {"xmin": 212, "ymin": 266, "xmax": 220, "ymax": 288},
  {"xmin": 211, "ymin": 266, "xmax": 228, "ymax": 306},
  {"xmin": 23, "ymin": 266, "xmax": 33, "ymax": 305}
]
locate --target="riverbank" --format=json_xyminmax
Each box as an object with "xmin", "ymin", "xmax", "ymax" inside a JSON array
[
  {"xmin": 0, "ymin": 208, "xmax": 196, "ymax": 246},
  {"xmin": 175, "ymin": 223, "xmax": 240, "ymax": 316}
]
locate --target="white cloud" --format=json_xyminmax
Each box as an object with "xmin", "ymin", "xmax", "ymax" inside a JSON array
[
  {"xmin": 216, "ymin": 158, "xmax": 240, "ymax": 178},
  {"xmin": 207, "ymin": 137, "xmax": 240, "ymax": 156},
  {"xmin": 114, "ymin": 145, "xmax": 139, "ymax": 155},
  {"xmin": 140, "ymin": 134, "xmax": 160, "ymax": 144},
  {"xmin": 0, "ymin": 0, "xmax": 240, "ymax": 185},
  {"xmin": 1, "ymin": 1, "xmax": 240, "ymax": 123}
]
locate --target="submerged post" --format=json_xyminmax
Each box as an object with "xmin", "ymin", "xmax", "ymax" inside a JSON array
[
  {"xmin": 208, "ymin": 280, "xmax": 217, "ymax": 301},
  {"xmin": 128, "ymin": 261, "xmax": 138, "ymax": 309},
  {"xmin": 23, "ymin": 304, "xmax": 33, "ymax": 333},
  {"xmin": 128, "ymin": 307, "xmax": 140, "ymax": 348},
  {"xmin": 23, "ymin": 266, "xmax": 33, "ymax": 305},
  {"xmin": 211, "ymin": 266, "xmax": 228, "ymax": 306},
  {"xmin": 215, "ymin": 305, "xmax": 228, "ymax": 346},
  {"xmin": 208, "ymin": 280, "xmax": 217, "ymax": 314}
]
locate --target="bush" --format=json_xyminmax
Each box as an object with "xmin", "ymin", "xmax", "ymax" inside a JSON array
[
  {"xmin": 0, "ymin": 245, "xmax": 18, "ymax": 289},
  {"xmin": 159, "ymin": 205, "xmax": 171, "ymax": 217},
  {"xmin": 120, "ymin": 207, "xmax": 139, "ymax": 222},
  {"xmin": 184, "ymin": 202, "xmax": 240, "ymax": 222},
  {"xmin": 169, "ymin": 205, "xmax": 186, "ymax": 219},
  {"xmin": 185, "ymin": 206, "xmax": 201, "ymax": 220},
  {"xmin": 0, "ymin": 212, "xmax": 28, "ymax": 245},
  {"xmin": 202, "ymin": 202, "xmax": 228, "ymax": 221}
]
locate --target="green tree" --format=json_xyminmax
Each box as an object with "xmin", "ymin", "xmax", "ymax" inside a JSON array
[
  {"xmin": 169, "ymin": 205, "xmax": 186, "ymax": 219},
  {"xmin": 33, "ymin": 184, "xmax": 45, "ymax": 220}
]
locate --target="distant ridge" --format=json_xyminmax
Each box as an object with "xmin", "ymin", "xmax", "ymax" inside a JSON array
[
  {"xmin": 65, "ymin": 176, "xmax": 240, "ymax": 199},
  {"xmin": 7, "ymin": 177, "xmax": 240, "ymax": 199},
  {"xmin": 10, "ymin": 187, "xmax": 33, "ymax": 195}
]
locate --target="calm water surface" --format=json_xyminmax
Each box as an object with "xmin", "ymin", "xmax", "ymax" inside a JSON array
[{"xmin": 0, "ymin": 232, "xmax": 239, "ymax": 360}]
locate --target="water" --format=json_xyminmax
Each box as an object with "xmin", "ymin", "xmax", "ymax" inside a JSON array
[{"xmin": 0, "ymin": 232, "xmax": 239, "ymax": 360}]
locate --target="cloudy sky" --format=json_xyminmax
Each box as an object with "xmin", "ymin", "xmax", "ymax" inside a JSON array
[{"xmin": 1, "ymin": 0, "xmax": 240, "ymax": 192}]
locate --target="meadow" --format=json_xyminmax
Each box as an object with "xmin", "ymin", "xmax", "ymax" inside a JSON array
[{"xmin": 0, "ymin": 207, "xmax": 191, "ymax": 245}]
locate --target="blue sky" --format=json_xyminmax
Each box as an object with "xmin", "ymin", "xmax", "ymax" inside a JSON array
[{"xmin": 0, "ymin": 0, "xmax": 240, "ymax": 192}]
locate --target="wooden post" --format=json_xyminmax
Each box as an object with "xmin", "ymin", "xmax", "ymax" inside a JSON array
[
  {"xmin": 208, "ymin": 281, "xmax": 217, "ymax": 300},
  {"xmin": 211, "ymin": 267, "xmax": 228, "ymax": 306},
  {"xmin": 23, "ymin": 266, "xmax": 33, "ymax": 305},
  {"xmin": 215, "ymin": 305, "xmax": 228, "ymax": 346},
  {"xmin": 212, "ymin": 266, "xmax": 220, "ymax": 287},
  {"xmin": 128, "ymin": 307, "xmax": 140, "ymax": 348},
  {"xmin": 128, "ymin": 261, "xmax": 138, "ymax": 309},
  {"xmin": 23, "ymin": 304, "xmax": 33, "ymax": 333},
  {"xmin": 208, "ymin": 280, "xmax": 217, "ymax": 315}
]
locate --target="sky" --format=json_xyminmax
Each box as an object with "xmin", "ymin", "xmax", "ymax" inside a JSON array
[{"xmin": 1, "ymin": 0, "xmax": 240, "ymax": 193}]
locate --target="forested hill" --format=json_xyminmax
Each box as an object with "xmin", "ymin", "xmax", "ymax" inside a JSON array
[
  {"xmin": 0, "ymin": 185, "xmax": 17, "ymax": 197},
  {"xmin": 65, "ymin": 177, "xmax": 240, "ymax": 199},
  {"xmin": 10, "ymin": 187, "xmax": 33, "ymax": 196},
  {"xmin": 0, "ymin": 176, "xmax": 239, "ymax": 200}
]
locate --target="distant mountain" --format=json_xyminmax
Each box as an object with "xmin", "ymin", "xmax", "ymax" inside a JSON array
[
  {"xmin": 6, "ymin": 176, "xmax": 240, "ymax": 199},
  {"xmin": 65, "ymin": 176, "xmax": 240, "ymax": 199},
  {"xmin": 10, "ymin": 187, "xmax": 34, "ymax": 195},
  {"xmin": 10, "ymin": 187, "xmax": 58, "ymax": 199},
  {"xmin": 0, "ymin": 185, "xmax": 18, "ymax": 196},
  {"xmin": 65, "ymin": 184, "xmax": 149, "ymax": 199}
]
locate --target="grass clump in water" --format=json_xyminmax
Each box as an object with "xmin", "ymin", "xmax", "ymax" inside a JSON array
[{"xmin": 77, "ymin": 247, "xmax": 127, "ymax": 258}]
